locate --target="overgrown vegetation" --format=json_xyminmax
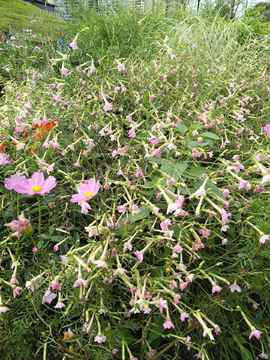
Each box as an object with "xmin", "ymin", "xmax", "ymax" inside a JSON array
[{"xmin": 0, "ymin": 5, "xmax": 270, "ymax": 360}]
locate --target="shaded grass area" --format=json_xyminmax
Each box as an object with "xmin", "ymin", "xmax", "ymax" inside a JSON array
[{"xmin": 0, "ymin": 0, "xmax": 65, "ymax": 39}]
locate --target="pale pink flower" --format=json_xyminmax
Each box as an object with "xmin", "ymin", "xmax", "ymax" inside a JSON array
[
  {"xmin": 249, "ymin": 327, "xmax": 262, "ymax": 339},
  {"xmin": 264, "ymin": 124, "xmax": 270, "ymax": 137},
  {"xmin": 166, "ymin": 177, "xmax": 176, "ymax": 186},
  {"xmin": 198, "ymin": 229, "xmax": 211, "ymax": 238},
  {"xmin": 94, "ymin": 334, "xmax": 106, "ymax": 343},
  {"xmin": 229, "ymin": 283, "xmax": 241, "ymax": 293},
  {"xmin": 4, "ymin": 212, "xmax": 32, "ymax": 235},
  {"xmin": 260, "ymin": 235, "xmax": 270, "ymax": 243},
  {"xmin": 0, "ymin": 305, "xmax": 10, "ymax": 313},
  {"xmin": 0, "ymin": 153, "xmax": 12, "ymax": 165},
  {"xmin": 160, "ymin": 218, "xmax": 171, "ymax": 231},
  {"xmin": 50, "ymin": 279, "xmax": 61, "ymax": 291},
  {"xmin": 5, "ymin": 173, "xmax": 27, "ymax": 190},
  {"xmin": 163, "ymin": 318, "xmax": 174, "ymax": 329},
  {"xmin": 197, "ymin": 137, "xmax": 203, "ymax": 143},
  {"xmin": 212, "ymin": 285, "xmax": 222, "ymax": 294},
  {"xmin": 253, "ymin": 303, "xmax": 260, "ymax": 310},
  {"xmin": 221, "ymin": 209, "xmax": 231, "ymax": 225},
  {"xmin": 42, "ymin": 290, "xmax": 57, "ymax": 304},
  {"xmin": 156, "ymin": 298, "xmax": 167, "ymax": 313},
  {"xmin": 117, "ymin": 63, "xmax": 125, "ymax": 72},
  {"xmin": 135, "ymin": 169, "xmax": 144, "ymax": 178},
  {"xmin": 134, "ymin": 250, "xmax": 143, "ymax": 263},
  {"xmin": 180, "ymin": 312, "xmax": 189, "ymax": 322},
  {"xmin": 103, "ymin": 103, "xmax": 113, "ymax": 111},
  {"xmin": 60, "ymin": 68, "xmax": 69, "ymax": 76},
  {"xmin": 73, "ymin": 278, "xmax": 87, "ymax": 287},
  {"xmin": 55, "ymin": 301, "xmax": 65, "ymax": 309},
  {"xmin": 70, "ymin": 41, "xmax": 78, "ymax": 50},
  {"xmin": 59, "ymin": 255, "xmax": 68, "ymax": 263}
]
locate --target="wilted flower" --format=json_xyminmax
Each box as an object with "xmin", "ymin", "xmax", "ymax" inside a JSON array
[{"xmin": 5, "ymin": 212, "xmax": 32, "ymax": 236}]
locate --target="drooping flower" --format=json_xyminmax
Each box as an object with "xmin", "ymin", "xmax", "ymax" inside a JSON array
[
  {"xmin": 4, "ymin": 212, "xmax": 32, "ymax": 235},
  {"xmin": 249, "ymin": 327, "xmax": 262, "ymax": 340},
  {"xmin": 9, "ymin": 172, "xmax": 56, "ymax": 196},
  {"xmin": 70, "ymin": 178, "xmax": 100, "ymax": 204},
  {"xmin": 42, "ymin": 290, "xmax": 57, "ymax": 304},
  {"xmin": 70, "ymin": 41, "xmax": 78, "ymax": 50},
  {"xmin": 94, "ymin": 333, "xmax": 107, "ymax": 343},
  {"xmin": 163, "ymin": 318, "xmax": 174, "ymax": 329}
]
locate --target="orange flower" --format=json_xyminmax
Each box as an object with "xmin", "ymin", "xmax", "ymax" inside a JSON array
[
  {"xmin": 34, "ymin": 119, "xmax": 57, "ymax": 140},
  {"xmin": 0, "ymin": 143, "xmax": 7, "ymax": 152}
]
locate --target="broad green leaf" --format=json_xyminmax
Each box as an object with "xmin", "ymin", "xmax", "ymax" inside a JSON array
[
  {"xmin": 198, "ymin": 131, "xmax": 220, "ymax": 140},
  {"xmin": 175, "ymin": 124, "xmax": 188, "ymax": 133},
  {"xmin": 239, "ymin": 347, "xmax": 253, "ymax": 360},
  {"xmin": 131, "ymin": 206, "xmax": 149, "ymax": 223},
  {"xmin": 114, "ymin": 326, "xmax": 139, "ymax": 344},
  {"xmin": 160, "ymin": 161, "xmax": 187, "ymax": 181},
  {"xmin": 194, "ymin": 180, "xmax": 225, "ymax": 200},
  {"xmin": 189, "ymin": 166, "xmax": 207, "ymax": 177},
  {"xmin": 187, "ymin": 140, "xmax": 210, "ymax": 148}
]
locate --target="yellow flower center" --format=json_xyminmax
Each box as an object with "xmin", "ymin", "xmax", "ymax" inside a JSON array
[
  {"xmin": 85, "ymin": 191, "xmax": 93, "ymax": 198},
  {"xmin": 30, "ymin": 186, "xmax": 41, "ymax": 192}
]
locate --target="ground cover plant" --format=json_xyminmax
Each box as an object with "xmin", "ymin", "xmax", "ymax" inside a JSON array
[{"xmin": 0, "ymin": 7, "xmax": 270, "ymax": 360}]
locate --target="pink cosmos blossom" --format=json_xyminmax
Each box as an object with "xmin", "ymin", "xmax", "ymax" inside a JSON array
[
  {"xmin": 249, "ymin": 327, "xmax": 262, "ymax": 340},
  {"xmin": 70, "ymin": 178, "xmax": 100, "ymax": 203},
  {"xmin": 73, "ymin": 278, "xmax": 87, "ymax": 287},
  {"xmin": 9, "ymin": 172, "xmax": 56, "ymax": 196},
  {"xmin": 134, "ymin": 250, "xmax": 143, "ymax": 263},
  {"xmin": 163, "ymin": 318, "xmax": 174, "ymax": 329},
  {"xmin": 103, "ymin": 103, "xmax": 112, "ymax": 111},
  {"xmin": 94, "ymin": 334, "xmax": 106, "ymax": 343},
  {"xmin": 42, "ymin": 290, "xmax": 57, "ymax": 304},
  {"xmin": 70, "ymin": 41, "xmax": 78, "ymax": 50}
]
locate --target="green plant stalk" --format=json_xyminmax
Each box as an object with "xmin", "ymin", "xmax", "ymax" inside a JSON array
[{"xmin": 36, "ymin": 196, "xmax": 49, "ymax": 267}]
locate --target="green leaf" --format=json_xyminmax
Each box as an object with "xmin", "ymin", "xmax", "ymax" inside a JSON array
[
  {"xmin": 147, "ymin": 158, "xmax": 187, "ymax": 182},
  {"xmin": 239, "ymin": 347, "xmax": 253, "ymax": 360},
  {"xmin": 194, "ymin": 180, "xmax": 225, "ymax": 200},
  {"xmin": 197, "ymin": 132, "xmax": 220, "ymax": 140},
  {"xmin": 175, "ymin": 124, "xmax": 188, "ymax": 133},
  {"xmin": 189, "ymin": 166, "xmax": 207, "ymax": 177},
  {"xmin": 131, "ymin": 206, "xmax": 149, "ymax": 223},
  {"xmin": 113, "ymin": 326, "xmax": 139, "ymax": 344},
  {"xmin": 187, "ymin": 140, "xmax": 210, "ymax": 148}
]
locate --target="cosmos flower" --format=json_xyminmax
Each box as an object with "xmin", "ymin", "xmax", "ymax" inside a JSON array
[
  {"xmin": 70, "ymin": 178, "xmax": 100, "ymax": 204},
  {"xmin": 7, "ymin": 172, "xmax": 56, "ymax": 196}
]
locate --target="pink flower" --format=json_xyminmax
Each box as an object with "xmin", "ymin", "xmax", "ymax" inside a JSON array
[
  {"xmin": 147, "ymin": 350, "xmax": 155, "ymax": 357},
  {"xmin": 163, "ymin": 318, "xmax": 174, "ymax": 329},
  {"xmin": 197, "ymin": 137, "xmax": 203, "ymax": 143},
  {"xmin": 212, "ymin": 285, "xmax": 222, "ymax": 294},
  {"xmin": 160, "ymin": 218, "xmax": 171, "ymax": 231},
  {"xmin": 59, "ymin": 255, "xmax": 68, "ymax": 263},
  {"xmin": 54, "ymin": 301, "xmax": 65, "ymax": 309},
  {"xmin": 70, "ymin": 178, "xmax": 100, "ymax": 203},
  {"xmin": 249, "ymin": 327, "xmax": 262, "ymax": 339},
  {"xmin": 4, "ymin": 173, "xmax": 26, "ymax": 190},
  {"xmin": 94, "ymin": 334, "xmax": 106, "ymax": 343},
  {"xmin": 264, "ymin": 124, "xmax": 270, "ymax": 137},
  {"xmin": 112, "ymin": 349, "xmax": 118, "ymax": 354},
  {"xmin": 60, "ymin": 68, "xmax": 69, "ymax": 76},
  {"xmin": 12, "ymin": 286, "xmax": 23, "ymax": 298},
  {"xmin": 180, "ymin": 312, "xmax": 189, "ymax": 322},
  {"xmin": 70, "ymin": 41, "xmax": 78, "ymax": 50},
  {"xmin": 135, "ymin": 169, "xmax": 144, "ymax": 178},
  {"xmin": 198, "ymin": 229, "xmax": 211, "ymax": 238},
  {"xmin": 10, "ymin": 172, "xmax": 56, "ymax": 196},
  {"xmin": 117, "ymin": 63, "xmax": 125, "ymax": 71},
  {"xmin": 103, "ymin": 103, "xmax": 113, "ymax": 111},
  {"xmin": 238, "ymin": 180, "xmax": 251, "ymax": 191},
  {"xmin": 50, "ymin": 279, "xmax": 61, "ymax": 291},
  {"xmin": 134, "ymin": 250, "xmax": 143, "ymax": 263},
  {"xmin": 166, "ymin": 177, "xmax": 176, "ymax": 186},
  {"xmin": 0, "ymin": 153, "xmax": 12, "ymax": 165},
  {"xmin": 0, "ymin": 305, "xmax": 10, "ymax": 313},
  {"xmin": 5, "ymin": 212, "xmax": 32, "ymax": 235},
  {"xmin": 73, "ymin": 278, "xmax": 87, "ymax": 287},
  {"xmin": 32, "ymin": 247, "xmax": 39, "ymax": 253},
  {"xmin": 79, "ymin": 201, "xmax": 92, "ymax": 214},
  {"xmin": 54, "ymin": 245, "xmax": 59, "ymax": 252},
  {"xmin": 42, "ymin": 290, "xmax": 57, "ymax": 304},
  {"xmin": 260, "ymin": 235, "xmax": 270, "ymax": 244},
  {"xmin": 156, "ymin": 298, "xmax": 167, "ymax": 313},
  {"xmin": 221, "ymin": 209, "xmax": 231, "ymax": 225},
  {"xmin": 253, "ymin": 303, "xmax": 260, "ymax": 310}
]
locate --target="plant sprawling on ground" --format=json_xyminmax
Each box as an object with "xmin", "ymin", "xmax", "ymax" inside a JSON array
[{"xmin": 0, "ymin": 7, "xmax": 270, "ymax": 360}]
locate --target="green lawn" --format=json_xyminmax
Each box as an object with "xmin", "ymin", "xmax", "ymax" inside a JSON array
[{"xmin": 0, "ymin": 0, "xmax": 66, "ymax": 39}]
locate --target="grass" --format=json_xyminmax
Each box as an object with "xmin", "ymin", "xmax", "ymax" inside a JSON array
[{"xmin": 0, "ymin": 0, "xmax": 66, "ymax": 39}]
